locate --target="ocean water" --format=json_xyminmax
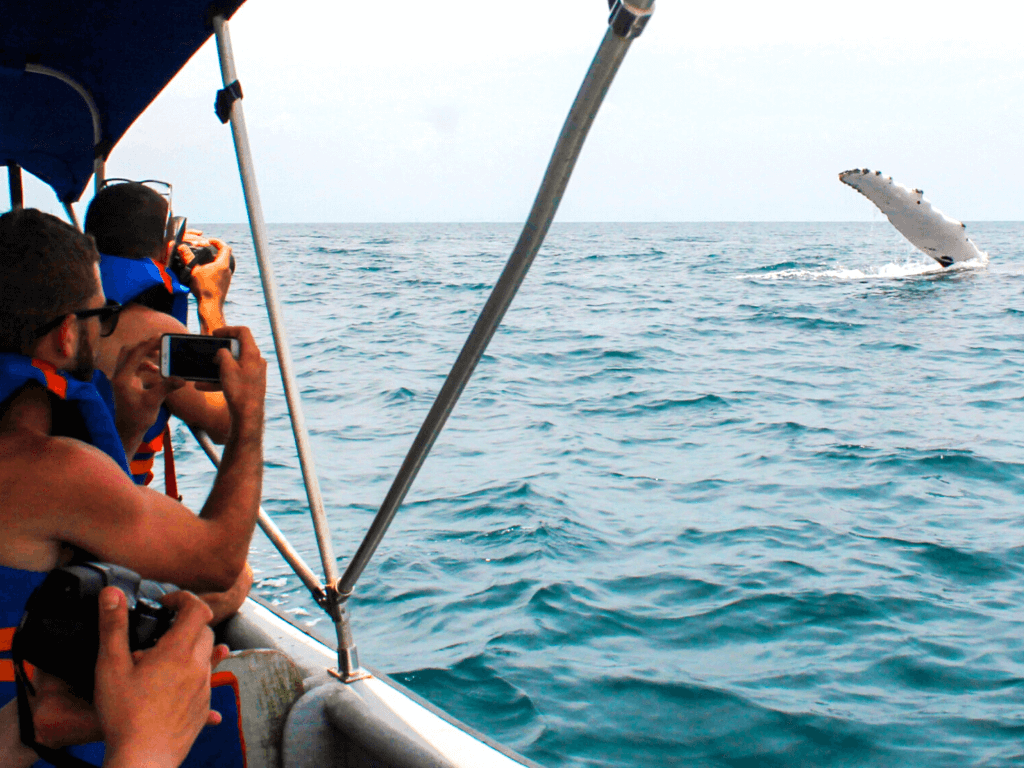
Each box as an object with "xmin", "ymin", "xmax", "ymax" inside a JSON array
[{"xmin": 172, "ymin": 222, "xmax": 1024, "ymax": 767}]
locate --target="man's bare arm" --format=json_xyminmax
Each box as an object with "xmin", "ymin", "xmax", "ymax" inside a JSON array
[
  {"xmin": 198, "ymin": 562, "xmax": 253, "ymax": 625},
  {"xmin": 34, "ymin": 327, "xmax": 266, "ymax": 592},
  {"xmin": 165, "ymin": 386, "xmax": 231, "ymax": 444}
]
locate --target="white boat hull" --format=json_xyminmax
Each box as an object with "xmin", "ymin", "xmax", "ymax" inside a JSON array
[{"xmin": 218, "ymin": 596, "xmax": 541, "ymax": 768}]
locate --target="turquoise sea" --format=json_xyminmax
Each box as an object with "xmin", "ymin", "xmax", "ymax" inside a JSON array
[{"xmin": 173, "ymin": 222, "xmax": 1024, "ymax": 767}]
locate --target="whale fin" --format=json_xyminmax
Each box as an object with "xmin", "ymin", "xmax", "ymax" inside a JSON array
[{"xmin": 839, "ymin": 168, "xmax": 986, "ymax": 267}]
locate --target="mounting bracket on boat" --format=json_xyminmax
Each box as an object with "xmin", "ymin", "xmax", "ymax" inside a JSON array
[
  {"xmin": 215, "ymin": 79, "xmax": 243, "ymax": 124},
  {"xmin": 607, "ymin": 0, "xmax": 653, "ymax": 39}
]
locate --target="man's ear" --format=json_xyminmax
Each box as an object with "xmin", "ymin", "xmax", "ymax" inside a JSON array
[
  {"xmin": 55, "ymin": 315, "xmax": 79, "ymax": 360},
  {"xmin": 31, "ymin": 315, "xmax": 78, "ymax": 365}
]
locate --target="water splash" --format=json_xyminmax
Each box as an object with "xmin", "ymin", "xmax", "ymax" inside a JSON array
[{"xmin": 744, "ymin": 255, "xmax": 989, "ymax": 281}]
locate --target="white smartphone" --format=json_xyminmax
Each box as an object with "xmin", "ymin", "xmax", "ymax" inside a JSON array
[{"xmin": 159, "ymin": 334, "xmax": 240, "ymax": 382}]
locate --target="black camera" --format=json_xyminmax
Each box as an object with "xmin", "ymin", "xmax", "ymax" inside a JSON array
[
  {"xmin": 170, "ymin": 243, "xmax": 218, "ymax": 288},
  {"xmin": 12, "ymin": 563, "xmax": 176, "ymax": 702},
  {"xmin": 166, "ymin": 215, "xmax": 235, "ymax": 289}
]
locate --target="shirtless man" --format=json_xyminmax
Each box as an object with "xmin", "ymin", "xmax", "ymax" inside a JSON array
[
  {"xmin": 0, "ymin": 208, "xmax": 265, "ymax": 646},
  {"xmin": 85, "ymin": 181, "xmax": 233, "ymax": 487}
]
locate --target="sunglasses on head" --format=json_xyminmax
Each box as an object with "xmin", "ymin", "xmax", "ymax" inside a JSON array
[
  {"xmin": 101, "ymin": 178, "xmax": 172, "ymax": 205},
  {"xmin": 101, "ymin": 178, "xmax": 178, "ymax": 241},
  {"xmin": 31, "ymin": 299, "xmax": 123, "ymax": 340}
]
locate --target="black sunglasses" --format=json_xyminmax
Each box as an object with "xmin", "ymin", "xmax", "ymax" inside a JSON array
[{"xmin": 32, "ymin": 299, "xmax": 123, "ymax": 339}]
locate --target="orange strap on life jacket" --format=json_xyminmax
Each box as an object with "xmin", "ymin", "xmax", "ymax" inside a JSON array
[
  {"xmin": 0, "ymin": 626, "xmax": 14, "ymax": 683},
  {"xmin": 162, "ymin": 423, "xmax": 181, "ymax": 501},
  {"xmin": 129, "ymin": 430, "xmax": 165, "ymax": 485}
]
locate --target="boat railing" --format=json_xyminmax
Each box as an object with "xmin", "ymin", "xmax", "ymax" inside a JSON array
[{"xmin": 198, "ymin": 0, "xmax": 655, "ymax": 682}]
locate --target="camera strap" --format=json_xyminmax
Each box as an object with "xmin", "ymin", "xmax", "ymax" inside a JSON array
[{"xmin": 14, "ymin": 660, "xmax": 98, "ymax": 768}]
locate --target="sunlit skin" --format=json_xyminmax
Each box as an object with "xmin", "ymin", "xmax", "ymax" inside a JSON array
[{"xmin": 94, "ymin": 230, "xmax": 234, "ymax": 444}]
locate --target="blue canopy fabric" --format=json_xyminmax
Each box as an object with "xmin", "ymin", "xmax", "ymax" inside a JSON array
[{"xmin": 0, "ymin": 0, "xmax": 245, "ymax": 203}]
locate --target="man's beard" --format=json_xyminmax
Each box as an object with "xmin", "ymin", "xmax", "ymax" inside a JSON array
[{"xmin": 69, "ymin": 332, "xmax": 95, "ymax": 382}]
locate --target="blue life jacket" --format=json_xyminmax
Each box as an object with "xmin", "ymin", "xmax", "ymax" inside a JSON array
[
  {"xmin": 0, "ymin": 355, "xmax": 130, "ymax": 476},
  {"xmin": 0, "ymin": 564, "xmax": 47, "ymax": 707},
  {"xmin": 0, "ymin": 566, "xmax": 99, "ymax": 768},
  {"xmin": 99, "ymin": 253, "xmax": 189, "ymax": 326},
  {"xmin": 99, "ymin": 253, "xmax": 189, "ymax": 484},
  {"xmin": 0, "ymin": 361, "xmax": 244, "ymax": 767},
  {"xmin": 0, "ymin": 358, "xmax": 130, "ymax": 767}
]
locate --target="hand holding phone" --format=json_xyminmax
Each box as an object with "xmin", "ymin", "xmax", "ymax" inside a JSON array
[{"xmin": 159, "ymin": 334, "xmax": 240, "ymax": 382}]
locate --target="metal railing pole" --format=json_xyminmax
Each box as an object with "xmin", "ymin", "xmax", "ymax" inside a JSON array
[
  {"xmin": 22, "ymin": 64, "xmax": 105, "ymax": 199},
  {"xmin": 335, "ymin": 1, "xmax": 655, "ymax": 615},
  {"xmin": 7, "ymin": 163, "xmax": 23, "ymax": 209},
  {"xmin": 212, "ymin": 15, "xmax": 346, "ymax": 663}
]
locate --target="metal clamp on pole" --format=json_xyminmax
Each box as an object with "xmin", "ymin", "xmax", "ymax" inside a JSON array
[
  {"xmin": 608, "ymin": 0, "xmax": 654, "ymax": 39},
  {"xmin": 215, "ymin": 80, "xmax": 243, "ymax": 124}
]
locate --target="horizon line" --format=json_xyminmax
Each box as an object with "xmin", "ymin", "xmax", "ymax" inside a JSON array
[{"xmin": 188, "ymin": 220, "xmax": 1024, "ymax": 226}]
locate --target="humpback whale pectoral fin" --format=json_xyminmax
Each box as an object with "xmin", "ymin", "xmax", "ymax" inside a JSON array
[{"xmin": 838, "ymin": 167, "xmax": 987, "ymax": 267}]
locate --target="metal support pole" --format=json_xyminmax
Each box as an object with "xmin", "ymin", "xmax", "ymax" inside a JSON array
[
  {"xmin": 333, "ymin": 1, "xmax": 655, "ymax": 679},
  {"xmin": 7, "ymin": 162, "xmax": 23, "ymax": 209},
  {"xmin": 189, "ymin": 427, "xmax": 327, "ymax": 606},
  {"xmin": 212, "ymin": 15, "xmax": 346, "ymax": 668},
  {"xmin": 94, "ymin": 159, "xmax": 105, "ymax": 197}
]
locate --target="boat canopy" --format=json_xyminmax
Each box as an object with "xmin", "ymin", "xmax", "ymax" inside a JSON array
[{"xmin": 0, "ymin": 0, "xmax": 244, "ymax": 204}]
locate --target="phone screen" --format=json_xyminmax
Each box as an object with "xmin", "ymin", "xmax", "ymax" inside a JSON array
[{"xmin": 164, "ymin": 336, "xmax": 236, "ymax": 381}]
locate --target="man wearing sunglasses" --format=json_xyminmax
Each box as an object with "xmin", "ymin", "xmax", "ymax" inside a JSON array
[
  {"xmin": 85, "ymin": 180, "xmax": 234, "ymax": 489},
  {"xmin": 0, "ymin": 209, "xmax": 267, "ymax": 748}
]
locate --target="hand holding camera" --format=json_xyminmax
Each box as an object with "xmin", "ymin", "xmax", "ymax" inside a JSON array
[
  {"xmin": 96, "ymin": 588, "xmax": 228, "ymax": 768},
  {"xmin": 13, "ymin": 564, "xmax": 177, "ymax": 703},
  {"xmin": 166, "ymin": 218, "xmax": 235, "ymax": 294},
  {"xmin": 166, "ymin": 217, "xmax": 235, "ymax": 335},
  {"xmin": 159, "ymin": 327, "xmax": 266, "ymax": 435},
  {"xmin": 12, "ymin": 564, "xmax": 228, "ymax": 766},
  {"xmin": 160, "ymin": 333, "xmax": 240, "ymax": 383}
]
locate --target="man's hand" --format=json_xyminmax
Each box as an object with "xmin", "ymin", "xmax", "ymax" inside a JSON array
[
  {"xmin": 96, "ymin": 587, "xmax": 229, "ymax": 768},
  {"xmin": 110, "ymin": 337, "xmax": 184, "ymax": 458},
  {"xmin": 179, "ymin": 232, "xmax": 232, "ymax": 334},
  {"xmin": 25, "ymin": 588, "xmax": 229, "ymax": 766}
]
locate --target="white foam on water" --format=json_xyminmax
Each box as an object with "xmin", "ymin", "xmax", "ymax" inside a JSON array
[
  {"xmin": 257, "ymin": 576, "xmax": 289, "ymax": 588},
  {"xmin": 742, "ymin": 254, "xmax": 989, "ymax": 282}
]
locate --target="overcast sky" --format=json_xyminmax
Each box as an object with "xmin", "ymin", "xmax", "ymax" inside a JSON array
[{"xmin": 13, "ymin": 0, "xmax": 1024, "ymax": 222}]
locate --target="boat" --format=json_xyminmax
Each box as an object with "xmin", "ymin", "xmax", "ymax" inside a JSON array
[{"xmin": 1, "ymin": 1, "xmax": 655, "ymax": 765}]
